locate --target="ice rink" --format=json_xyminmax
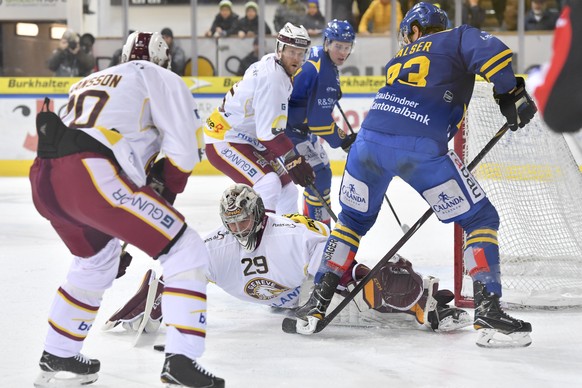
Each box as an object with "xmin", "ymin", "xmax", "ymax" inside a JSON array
[{"xmin": 2, "ymin": 175, "xmax": 581, "ymax": 387}]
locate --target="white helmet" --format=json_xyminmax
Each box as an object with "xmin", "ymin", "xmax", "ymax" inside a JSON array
[
  {"xmin": 121, "ymin": 31, "xmax": 171, "ymax": 69},
  {"xmin": 276, "ymin": 22, "xmax": 310, "ymax": 57},
  {"xmin": 219, "ymin": 184, "xmax": 265, "ymax": 251}
]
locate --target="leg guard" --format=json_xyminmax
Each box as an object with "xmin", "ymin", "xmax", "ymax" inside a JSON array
[
  {"xmin": 44, "ymin": 239, "xmax": 120, "ymax": 358},
  {"xmin": 314, "ymin": 222, "xmax": 361, "ymax": 282},
  {"xmin": 276, "ymin": 182, "xmax": 299, "ymax": 214},
  {"xmin": 303, "ymin": 164, "xmax": 333, "ymax": 226},
  {"xmin": 158, "ymin": 227, "xmax": 210, "ymax": 360}
]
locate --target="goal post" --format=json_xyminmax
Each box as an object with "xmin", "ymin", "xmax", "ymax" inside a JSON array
[{"xmin": 454, "ymin": 81, "xmax": 582, "ymax": 308}]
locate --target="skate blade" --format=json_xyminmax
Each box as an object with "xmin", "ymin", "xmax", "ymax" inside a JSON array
[
  {"xmin": 476, "ymin": 329, "xmax": 532, "ymax": 348},
  {"xmin": 34, "ymin": 371, "xmax": 98, "ymax": 387},
  {"xmin": 436, "ymin": 313, "xmax": 473, "ymax": 332}
]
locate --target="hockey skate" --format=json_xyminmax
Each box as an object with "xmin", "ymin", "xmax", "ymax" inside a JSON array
[
  {"xmin": 294, "ymin": 272, "xmax": 340, "ymax": 334},
  {"xmin": 34, "ymin": 351, "xmax": 100, "ymax": 387},
  {"xmin": 473, "ymin": 281, "xmax": 532, "ymax": 348},
  {"xmin": 160, "ymin": 353, "xmax": 225, "ymax": 388},
  {"xmin": 423, "ymin": 277, "xmax": 472, "ymax": 332}
]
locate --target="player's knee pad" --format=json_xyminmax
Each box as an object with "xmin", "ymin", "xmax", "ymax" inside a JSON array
[
  {"xmin": 456, "ymin": 200, "xmax": 500, "ymax": 234},
  {"xmin": 311, "ymin": 163, "xmax": 332, "ymax": 194},
  {"xmin": 66, "ymin": 238, "xmax": 121, "ymax": 291},
  {"xmin": 253, "ymin": 172, "xmax": 282, "ymax": 212},
  {"xmin": 158, "ymin": 227, "xmax": 210, "ymax": 280}
]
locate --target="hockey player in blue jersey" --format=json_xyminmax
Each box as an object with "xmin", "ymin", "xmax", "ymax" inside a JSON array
[
  {"xmin": 293, "ymin": 2, "xmax": 537, "ymax": 348},
  {"xmin": 286, "ymin": 19, "xmax": 358, "ymax": 226}
]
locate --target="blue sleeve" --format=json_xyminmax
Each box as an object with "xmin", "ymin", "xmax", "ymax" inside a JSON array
[
  {"xmin": 460, "ymin": 26, "xmax": 517, "ymax": 93},
  {"xmin": 288, "ymin": 61, "xmax": 318, "ymax": 128}
]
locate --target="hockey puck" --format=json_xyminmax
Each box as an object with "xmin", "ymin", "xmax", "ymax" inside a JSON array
[
  {"xmin": 282, "ymin": 318, "xmax": 298, "ymax": 334},
  {"xmin": 153, "ymin": 344, "xmax": 165, "ymax": 352}
]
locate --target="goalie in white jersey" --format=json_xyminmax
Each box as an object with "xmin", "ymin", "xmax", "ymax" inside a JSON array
[
  {"xmin": 30, "ymin": 31, "xmax": 223, "ymax": 388},
  {"xmin": 109, "ymin": 184, "xmax": 472, "ymax": 334},
  {"xmin": 204, "ymin": 23, "xmax": 315, "ymax": 215}
]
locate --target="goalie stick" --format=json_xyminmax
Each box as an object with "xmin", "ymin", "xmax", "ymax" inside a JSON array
[
  {"xmin": 336, "ymin": 102, "xmax": 410, "ymax": 233},
  {"xmin": 283, "ymin": 123, "xmax": 511, "ymax": 334}
]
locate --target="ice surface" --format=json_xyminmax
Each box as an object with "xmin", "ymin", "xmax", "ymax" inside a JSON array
[{"xmin": 1, "ymin": 176, "xmax": 580, "ymax": 387}]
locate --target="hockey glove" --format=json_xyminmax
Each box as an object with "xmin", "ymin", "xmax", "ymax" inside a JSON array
[
  {"xmin": 116, "ymin": 250, "xmax": 133, "ymax": 279},
  {"xmin": 146, "ymin": 158, "xmax": 177, "ymax": 204},
  {"xmin": 494, "ymin": 76, "xmax": 537, "ymax": 131},
  {"xmin": 284, "ymin": 153, "xmax": 315, "ymax": 187},
  {"xmin": 341, "ymin": 133, "xmax": 357, "ymax": 153}
]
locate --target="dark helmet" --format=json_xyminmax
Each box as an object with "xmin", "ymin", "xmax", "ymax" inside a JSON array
[
  {"xmin": 399, "ymin": 2, "xmax": 448, "ymax": 42},
  {"xmin": 323, "ymin": 19, "xmax": 356, "ymax": 44}
]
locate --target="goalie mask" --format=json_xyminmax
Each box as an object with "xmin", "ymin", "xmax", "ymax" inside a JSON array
[
  {"xmin": 219, "ymin": 184, "xmax": 266, "ymax": 251},
  {"xmin": 121, "ymin": 31, "xmax": 171, "ymax": 70}
]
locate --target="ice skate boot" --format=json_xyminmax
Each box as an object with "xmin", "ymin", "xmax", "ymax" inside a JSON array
[
  {"xmin": 473, "ymin": 281, "xmax": 532, "ymax": 348},
  {"xmin": 34, "ymin": 351, "xmax": 100, "ymax": 387},
  {"xmin": 161, "ymin": 353, "xmax": 225, "ymax": 388},
  {"xmin": 294, "ymin": 272, "xmax": 340, "ymax": 334},
  {"xmin": 422, "ymin": 277, "xmax": 472, "ymax": 332}
]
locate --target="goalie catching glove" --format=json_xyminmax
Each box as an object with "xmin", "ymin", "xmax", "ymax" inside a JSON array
[
  {"xmin": 494, "ymin": 76, "xmax": 537, "ymax": 131},
  {"xmin": 283, "ymin": 151, "xmax": 315, "ymax": 187}
]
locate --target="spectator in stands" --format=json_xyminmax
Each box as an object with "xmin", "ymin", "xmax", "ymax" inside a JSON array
[
  {"xmin": 161, "ymin": 27, "xmax": 187, "ymax": 76},
  {"xmin": 525, "ymin": 0, "xmax": 558, "ymax": 30},
  {"xmin": 274, "ymin": 0, "xmax": 307, "ymax": 32},
  {"xmin": 108, "ymin": 30, "xmax": 134, "ymax": 68},
  {"xmin": 205, "ymin": 0, "xmax": 239, "ymax": 38},
  {"xmin": 47, "ymin": 29, "xmax": 95, "ymax": 77},
  {"xmin": 231, "ymin": 1, "xmax": 272, "ymax": 38},
  {"xmin": 462, "ymin": 0, "xmax": 486, "ymax": 28},
  {"xmin": 302, "ymin": 0, "xmax": 327, "ymax": 36},
  {"xmin": 80, "ymin": 33, "xmax": 98, "ymax": 73},
  {"xmin": 332, "ymin": 0, "xmax": 357, "ymax": 28},
  {"xmin": 358, "ymin": 0, "xmax": 403, "ymax": 35},
  {"xmin": 236, "ymin": 37, "xmax": 260, "ymax": 76}
]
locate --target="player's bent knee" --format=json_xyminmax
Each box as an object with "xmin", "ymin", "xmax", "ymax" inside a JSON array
[
  {"xmin": 158, "ymin": 227, "xmax": 210, "ymax": 280},
  {"xmin": 66, "ymin": 238, "xmax": 121, "ymax": 290},
  {"xmin": 457, "ymin": 200, "xmax": 500, "ymax": 233}
]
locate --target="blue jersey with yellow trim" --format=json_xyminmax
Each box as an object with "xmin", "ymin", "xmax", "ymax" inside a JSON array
[
  {"xmin": 362, "ymin": 25, "xmax": 517, "ymax": 144},
  {"xmin": 287, "ymin": 46, "xmax": 346, "ymax": 148}
]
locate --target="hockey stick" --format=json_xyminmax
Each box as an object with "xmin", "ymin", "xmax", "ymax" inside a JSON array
[
  {"xmin": 336, "ymin": 102, "xmax": 410, "ymax": 233},
  {"xmin": 308, "ymin": 183, "xmax": 338, "ymax": 223},
  {"xmin": 283, "ymin": 123, "xmax": 511, "ymax": 334}
]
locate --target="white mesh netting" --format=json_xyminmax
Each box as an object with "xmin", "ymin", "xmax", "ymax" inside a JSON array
[{"xmin": 458, "ymin": 82, "xmax": 582, "ymax": 307}]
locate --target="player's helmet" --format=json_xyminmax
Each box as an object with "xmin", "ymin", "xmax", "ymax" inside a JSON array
[
  {"xmin": 121, "ymin": 31, "xmax": 171, "ymax": 69},
  {"xmin": 276, "ymin": 22, "xmax": 311, "ymax": 57},
  {"xmin": 219, "ymin": 184, "xmax": 266, "ymax": 251},
  {"xmin": 399, "ymin": 2, "xmax": 448, "ymax": 44},
  {"xmin": 323, "ymin": 19, "xmax": 356, "ymax": 44}
]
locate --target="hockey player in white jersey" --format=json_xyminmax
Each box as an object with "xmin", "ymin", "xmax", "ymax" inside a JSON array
[
  {"xmin": 30, "ymin": 31, "xmax": 223, "ymax": 388},
  {"xmin": 109, "ymin": 184, "xmax": 471, "ymax": 334},
  {"xmin": 204, "ymin": 23, "xmax": 315, "ymax": 215}
]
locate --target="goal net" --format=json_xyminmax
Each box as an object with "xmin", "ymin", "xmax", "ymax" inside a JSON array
[{"xmin": 453, "ymin": 81, "xmax": 582, "ymax": 308}]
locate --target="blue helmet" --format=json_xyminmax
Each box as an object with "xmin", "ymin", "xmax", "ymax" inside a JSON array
[
  {"xmin": 323, "ymin": 19, "xmax": 356, "ymax": 44},
  {"xmin": 399, "ymin": 2, "xmax": 448, "ymax": 41}
]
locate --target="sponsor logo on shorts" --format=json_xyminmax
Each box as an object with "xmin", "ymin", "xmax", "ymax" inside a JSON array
[
  {"xmin": 220, "ymin": 148, "xmax": 258, "ymax": 177},
  {"xmin": 112, "ymin": 189, "xmax": 176, "ymax": 229},
  {"xmin": 339, "ymin": 171, "xmax": 368, "ymax": 212}
]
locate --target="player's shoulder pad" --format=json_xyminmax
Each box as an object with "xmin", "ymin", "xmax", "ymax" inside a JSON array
[{"xmin": 281, "ymin": 213, "xmax": 330, "ymax": 236}]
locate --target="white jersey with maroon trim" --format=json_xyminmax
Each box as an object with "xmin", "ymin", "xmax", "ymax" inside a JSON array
[
  {"xmin": 61, "ymin": 60, "xmax": 202, "ymax": 187},
  {"xmin": 204, "ymin": 213, "xmax": 329, "ymax": 309},
  {"xmin": 203, "ymin": 53, "xmax": 293, "ymax": 151}
]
